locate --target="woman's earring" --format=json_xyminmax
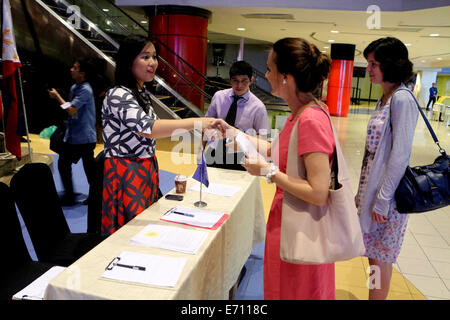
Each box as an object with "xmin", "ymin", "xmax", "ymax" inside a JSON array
[{"xmin": 282, "ymin": 79, "xmax": 286, "ymax": 85}]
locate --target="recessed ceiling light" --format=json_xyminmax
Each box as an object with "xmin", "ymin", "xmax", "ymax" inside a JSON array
[
  {"xmin": 141, "ymin": 20, "xmax": 147, "ymax": 24},
  {"xmin": 328, "ymin": 39, "xmax": 335, "ymax": 42},
  {"xmin": 321, "ymin": 50, "xmax": 326, "ymax": 53},
  {"xmin": 437, "ymin": 57, "xmax": 443, "ymax": 60},
  {"xmin": 405, "ymin": 43, "xmax": 411, "ymax": 46},
  {"xmin": 429, "ymin": 33, "xmax": 440, "ymax": 37},
  {"xmin": 330, "ymin": 30, "xmax": 339, "ymax": 33},
  {"xmin": 102, "ymin": 8, "xmax": 109, "ymax": 12},
  {"xmin": 421, "ymin": 60, "xmax": 426, "ymax": 63},
  {"xmin": 237, "ymin": 27, "xmax": 246, "ymax": 31}
]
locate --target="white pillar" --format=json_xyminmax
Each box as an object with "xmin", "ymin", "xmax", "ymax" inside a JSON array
[
  {"xmin": 415, "ymin": 69, "xmax": 440, "ymax": 107},
  {"xmin": 237, "ymin": 38, "xmax": 245, "ymax": 61}
]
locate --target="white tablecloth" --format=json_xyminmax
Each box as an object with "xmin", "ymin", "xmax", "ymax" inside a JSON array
[{"xmin": 45, "ymin": 167, "xmax": 266, "ymax": 300}]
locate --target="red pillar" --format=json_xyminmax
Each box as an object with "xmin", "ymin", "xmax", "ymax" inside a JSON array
[
  {"xmin": 327, "ymin": 44, "xmax": 355, "ymax": 117},
  {"xmin": 147, "ymin": 6, "xmax": 211, "ymax": 112}
]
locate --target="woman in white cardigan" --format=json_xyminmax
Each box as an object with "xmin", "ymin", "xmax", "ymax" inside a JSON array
[{"xmin": 355, "ymin": 37, "xmax": 418, "ymax": 300}]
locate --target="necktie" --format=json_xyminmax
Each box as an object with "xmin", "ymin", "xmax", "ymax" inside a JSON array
[{"xmin": 224, "ymin": 95, "xmax": 242, "ymax": 126}]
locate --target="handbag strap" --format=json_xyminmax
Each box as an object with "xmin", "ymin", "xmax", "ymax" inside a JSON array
[
  {"xmin": 307, "ymin": 104, "xmax": 341, "ymax": 189},
  {"xmin": 395, "ymin": 88, "xmax": 447, "ymax": 156}
]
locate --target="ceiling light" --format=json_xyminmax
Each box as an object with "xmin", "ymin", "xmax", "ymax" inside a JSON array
[
  {"xmin": 141, "ymin": 20, "xmax": 147, "ymax": 24},
  {"xmin": 324, "ymin": 46, "xmax": 329, "ymax": 49},
  {"xmin": 328, "ymin": 40, "xmax": 335, "ymax": 42},
  {"xmin": 429, "ymin": 33, "xmax": 439, "ymax": 37},
  {"xmin": 437, "ymin": 57, "xmax": 442, "ymax": 60},
  {"xmin": 405, "ymin": 43, "xmax": 411, "ymax": 46},
  {"xmin": 102, "ymin": 8, "xmax": 109, "ymax": 12},
  {"xmin": 237, "ymin": 27, "xmax": 246, "ymax": 31},
  {"xmin": 330, "ymin": 30, "xmax": 339, "ymax": 33},
  {"xmin": 421, "ymin": 60, "xmax": 426, "ymax": 63},
  {"xmin": 321, "ymin": 50, "xmax": 326, "ymax": 53}
]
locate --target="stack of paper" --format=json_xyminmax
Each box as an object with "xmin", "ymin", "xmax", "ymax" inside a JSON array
[
  {"xmin": 189, "ymin": 182, "xmax": 241, "ymax": 197},
  {"xmin": 130, "ymin": 223, "xmax": 208, "ymax": 254},
  {"xmin": 161, "ymin": 206, "xmax": 228, "ymax": 229},
  {"xmin": 13, "ymin": 266, "xmax": 66, "ymax": 300},
  {"xmin": 101, "ymin": 251, "xmax": 186, "ymax": 288}
]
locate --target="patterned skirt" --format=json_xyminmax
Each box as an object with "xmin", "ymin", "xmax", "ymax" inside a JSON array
[
  {"xmin": 101, "ymin": 156, "xmax": 161, "ymax": 235},
  {"xmin": 356, "ymin": 151, "xmax": 409, "ymax": 264}
]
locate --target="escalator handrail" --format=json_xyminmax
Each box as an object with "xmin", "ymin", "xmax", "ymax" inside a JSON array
[
  {"xmin": 153, "ymin": 76, "xmax": 204, "ymax": 118},
  {"xmin": 57, "ymin": 0, "xmax": 120, "ymax": 49},
  {"xmin": 35, "ymin": 0, "xmax": 116, "ymax": 65},
  {"xmin": 39, "ymin": 0, "xmax": 205, "ymax": 118},
  {"xmin": 157, "ymin": 55, "xmax": 212, "ymax": 101},
  {"xmin": 60, "ymin": 0, "xmax": 212, "ymax": 101}
]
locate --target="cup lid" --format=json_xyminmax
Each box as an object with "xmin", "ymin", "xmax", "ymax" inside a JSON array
[{"xmin": 175, "ymin": 175, "xmax": 187, "ymax": 181}]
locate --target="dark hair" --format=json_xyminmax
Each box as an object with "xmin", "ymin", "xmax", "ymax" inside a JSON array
[
  {"xmin": 271, "ymin": 38, "xmax": 331, "ymax": 93},
  {"xmin": 74, "ymin": 57, "xmax": 94, "ymax": 81},
  {"xmin": 114, "ymin": 35, "xmax": 158, "ymax": 111},
  {"xmin": 229, "ymin": 60, "xmax": 253, "ymax": 79},
  {"xmin": 363, "ymin": 37, "xmax": 413, "ymax": 84}
]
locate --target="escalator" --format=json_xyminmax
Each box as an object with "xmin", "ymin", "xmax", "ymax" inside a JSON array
[{"xmin": 12, "ymin": 0, "xmax": 214, "ymax": 131}]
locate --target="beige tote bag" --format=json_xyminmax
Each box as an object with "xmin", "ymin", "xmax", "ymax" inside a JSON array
[{"xmin": 280, "ymin": 106, "xmax": 365, "ymax": 264}]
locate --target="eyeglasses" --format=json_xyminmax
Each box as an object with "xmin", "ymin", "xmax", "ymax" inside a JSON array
[
  {"xmin": 367, "ymin": 61, "xmax": 381, "ymax": 69},
  {"xmin": 230, "ymin": 78, "xmax": 250, "ymax": 85}
]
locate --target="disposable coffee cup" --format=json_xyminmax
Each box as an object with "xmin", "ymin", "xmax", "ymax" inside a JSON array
[{"xmin": 175, "ymin": 175, "xmax": 187, "ymax": 194}]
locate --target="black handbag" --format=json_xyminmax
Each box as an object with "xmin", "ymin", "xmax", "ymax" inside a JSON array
[
  {"xmin": 394, "ymin": 89, "xmax": 450, "ymax": 214},
  {"xmin": 49, "ymin": 124, "xmax": 68, "ymax": 154}
]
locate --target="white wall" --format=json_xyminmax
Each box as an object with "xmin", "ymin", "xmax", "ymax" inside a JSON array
[{"xmin": 416, "ymin": 69, "xmax": 439, "ymax": 107}]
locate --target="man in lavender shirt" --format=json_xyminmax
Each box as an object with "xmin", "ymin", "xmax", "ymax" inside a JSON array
[{"xmin": 205, "ymin": 60, "xmax": 269, "ymax": 170}]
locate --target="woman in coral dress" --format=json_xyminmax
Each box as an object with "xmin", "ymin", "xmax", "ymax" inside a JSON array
[{"xmin": 213, "ymin": 37, "xmax": 336, "ymax": 299}]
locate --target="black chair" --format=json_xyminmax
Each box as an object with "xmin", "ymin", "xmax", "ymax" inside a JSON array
[
  {"xmin": 0, "ymin": 182, "xmax": 54, "ymax": 300},
  {"xmin": 87, "ymin": 150, "xmax": 104, "ymax": 233},
  {"xmin": 10, "ymin": 163, "xmax": 107, "ymax": 267}
]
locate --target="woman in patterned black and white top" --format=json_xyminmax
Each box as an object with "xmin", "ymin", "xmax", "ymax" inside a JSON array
[{"xmin": 101, "ymin": 35, "xmax": 214, "ymax": 235}]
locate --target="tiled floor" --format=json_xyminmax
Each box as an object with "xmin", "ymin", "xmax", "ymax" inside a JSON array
[{"xmin": 19, "ymin": 101, "xmax": 449, "ymax": 299}]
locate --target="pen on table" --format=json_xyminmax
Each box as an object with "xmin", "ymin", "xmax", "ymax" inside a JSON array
[
  {"xmin": 171, "ymin": 210, "xmax": 195, "ymax": 218},
  {"xmin": 113, "ymin": 262, "xmax": 146, "ymax": 271}
]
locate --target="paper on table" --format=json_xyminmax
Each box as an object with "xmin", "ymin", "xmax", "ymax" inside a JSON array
[
  {"xmin": 130, "ymin": 223, "xmax": 208, "ymax": 254},
  {"xmin": 189, "ymin": 182, "xmax": 241, "ymax": 197},
  {"xmin": 101, "ymin": 251, "xmax": 186, "ymax": 288},
  {"xmin": 161, "ymin": 206, "xmax": 227, "ymax": 229},
  {"xmin": 13, "ymin": 266, "xmax": 66, "ymax": 300}
]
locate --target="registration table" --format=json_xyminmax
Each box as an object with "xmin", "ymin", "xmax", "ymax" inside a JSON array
[{"xmin": 45, "ymin": 167, "xmax": 266, "ymax": 300}]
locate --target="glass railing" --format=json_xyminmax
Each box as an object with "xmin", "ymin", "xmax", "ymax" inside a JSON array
[
  {"xmin": 54, "ymin": 0, "xmax": 223, "ymax": 112},
  {"xmin": 38, "ymin": 0, "xmax": 210, "ymax": 118}
]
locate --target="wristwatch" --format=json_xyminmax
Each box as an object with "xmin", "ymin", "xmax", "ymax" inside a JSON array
[{"xmin": 265, "ymin": 163, "xmax": 279, "ymax": 184}]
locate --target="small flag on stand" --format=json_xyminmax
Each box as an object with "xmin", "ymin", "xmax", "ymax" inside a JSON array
[
  {"xmin": 192, "ymin": 151, "xmax": 209, "ymax": 188},
  {"xmin": 2, "ymin": 0, "xmax": 22, "ymax": 159},
  {"xmin": 192, "ymin": 147, "xmax": 209, "ymax": 207}
]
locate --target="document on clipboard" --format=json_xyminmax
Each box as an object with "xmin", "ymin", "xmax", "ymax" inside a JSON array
[
  {"xmin": 13, "ymin": 266, "xmax": 66, "ymax": 300},
  {"xmin": 161, "ymin": 206, "xmax": 229, "ymax": 230},
  {"xmin": 101, "ymin": 251, "xmax": 186, "ymax": 288},
  {"xmin": 130, "ymin": 223, "xmax": 208, "ymax": 254}
]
